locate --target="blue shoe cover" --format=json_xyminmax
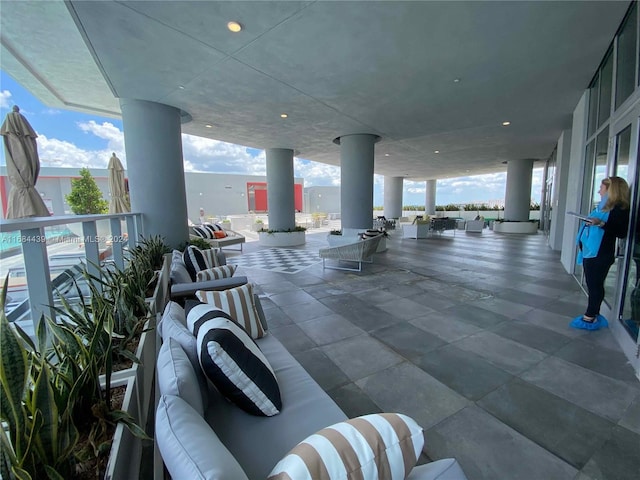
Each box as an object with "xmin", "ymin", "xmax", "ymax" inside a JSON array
[{"xmin": 570, "ymin": 314, "xmax": 608, "ymax": 331}]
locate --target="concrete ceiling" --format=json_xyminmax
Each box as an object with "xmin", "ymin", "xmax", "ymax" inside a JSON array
[{"xmin": 0, "ymin": 1, "xmax": 631, "ymax": 181}]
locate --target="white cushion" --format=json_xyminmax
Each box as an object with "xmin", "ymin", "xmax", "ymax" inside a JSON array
[
  {"xmin": 196, "ymin": 265, "xmax": 236, "ymax": 281},
  {"xmin": 196, "ymin": 283, "xmax": 265, "ymax": 339},
  {"xmin": 159, "ymin": 301, "xmax": 186, "ymax": 332},
  {"xmin": 157, "ymin": 338, "xmax": 204, "ymax": 416},
  {"xmin": 186, "ymin": 302, "xmax": 281, "ymax": 417},
  {"xmin": 156, "ymin": 394, "xmax": 249, "ymax": 480},
  {"xmin": 268, "ymin": 413, "xmax": 424, "ymax": 480}
]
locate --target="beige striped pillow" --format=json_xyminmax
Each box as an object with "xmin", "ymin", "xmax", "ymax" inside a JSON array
[
  {"xmin": 267, "ymin": 413, "xmax": 423, "ymax": 480},
  {"xmin": 201, "ymin": 248, "xmax": 222, "ymax": 267},
  {"xmin": 195, "ymin": 265, "xmax": 236, "ymax": 281},
  {"xmin": 195, "ymin": 283, "xmax": 265, "ymax": 339}
]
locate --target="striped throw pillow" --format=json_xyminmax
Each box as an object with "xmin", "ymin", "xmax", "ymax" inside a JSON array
[
  {"xmin": 186, "ymin": 303, "xmax": 281, "ymax": 417},
  {"xmin": 196, "ymin": 283, "xmax": 265, "ymax": 339},
  {"xmin": 268, "ymin": 413, "xmax": 423, "ymax": 480},
  {"xmin": 201, "ymin": 247, "xmax": 222, "ymax": 268},
  {"xmin": 196, "ymin": 265, "xmax": 236, "ymax": 281},
  {"xmin": 193, "ymin": 225, "xmax": 214, "ymax": 239},
  {"xmin": 183, "ymin": 246, "xmax": 211, "ymax": 281}
]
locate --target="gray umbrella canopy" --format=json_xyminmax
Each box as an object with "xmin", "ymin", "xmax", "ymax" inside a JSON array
[
  {"xmin": 108, "ymin": 152, "xmax": 130, "ymax": 213},
  {"xmin": 1, "ymin": 106, "xmax": 49, "ymax": 218}
]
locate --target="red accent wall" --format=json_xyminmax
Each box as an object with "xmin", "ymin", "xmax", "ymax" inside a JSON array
[{"xmin": 246, "ymin": 181, "xmax": 303, "ymax": 212}]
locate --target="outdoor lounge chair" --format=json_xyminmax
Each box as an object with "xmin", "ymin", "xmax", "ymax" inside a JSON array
[
  {"xmin": 189, "ymin": 225, "xmax": 246, "ymax": 251},
  {"xmin": 318, "ymin": 234, "xmax": 383, "ymax": 271}
]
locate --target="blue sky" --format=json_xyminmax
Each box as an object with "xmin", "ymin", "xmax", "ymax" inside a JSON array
[{"xmin": 1, "ymin": 69, "xmax": 541, "ymax": 206}]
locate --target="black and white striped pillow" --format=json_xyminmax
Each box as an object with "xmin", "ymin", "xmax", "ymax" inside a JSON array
[
  {"xmin": 193, "ymin": 225, "xmax": 214, "ymax": 239},
  {"xmin": 183, "ymin": 246, "xmax": 211, "ymax": 281},
  {"xmin": 268, "ymin": 413, "xmax": 423, "ymax": 479},
  {"xmin": 196, "ymin": 265, "xmax": 236, "ymax": 281},
  {"xmin": 203, "ymin": 223, "xmax": 223, "ymax": 236},
  {"xmin": 186, "ymin": 302, "xmax": 281, "ymax": 417}
]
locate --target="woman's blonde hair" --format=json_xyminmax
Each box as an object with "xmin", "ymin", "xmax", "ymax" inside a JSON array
[{"xmin": 602, "ymin": 176, "xmax": 630, "ymax": 211}]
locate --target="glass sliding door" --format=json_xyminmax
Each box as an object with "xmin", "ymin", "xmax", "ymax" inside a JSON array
[{"xmin": 609, "ymin": 99, "xmax": 640, "ymax": 376}]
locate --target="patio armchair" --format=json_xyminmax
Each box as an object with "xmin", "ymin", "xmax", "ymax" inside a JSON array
[
  {"xmin": 465, "ymin": 218, "xmax": 485, "ymax": 233},
  {"xmin": 318, "ymin": 234, "xmax": 383, "ymax": 271}
]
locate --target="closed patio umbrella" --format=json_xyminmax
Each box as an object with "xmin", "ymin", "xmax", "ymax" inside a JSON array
[
  {"xmin": 1, "ymin": 105, "xmax": 49, "ymax": 218},
  {"xmin": 108, "ymin": 152, "xmax": 130, "ymax": 213}
]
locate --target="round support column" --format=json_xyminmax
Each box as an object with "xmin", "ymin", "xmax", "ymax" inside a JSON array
[
  {"xmin": 266, "ymin": 148, "xmax": 295, "ymax": 231},
  {"xmin": 383, "ymin": 176, "xmax": 403, "ymax": 219},
  {"xmin": 119, "ymin": 99, "xmax": 188, "ymax": 248},
  {"xmin": 504, "ymin": 158, "xmax": 534, "ymax": 221},
  {"xmin": 336, "ymin": 134, "xmax": 379, "ymax": 236},
  {"xmin": 425, "ymin": 179, "xmax": 437, "ymax": 215}
]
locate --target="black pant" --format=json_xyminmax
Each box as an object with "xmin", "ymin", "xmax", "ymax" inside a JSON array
[{"xmin": 583, "ymin": 255, "xmax": 614, "ymax": 317}]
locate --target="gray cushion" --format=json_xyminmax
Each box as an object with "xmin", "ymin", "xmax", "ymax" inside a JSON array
[
  {"xmin": 408, "ymin": 459, "xmax": 469, "ymax": 480},
  {"xmin": 156, "ymin": 394, "xmax": 249, "ymax": 480},
  {"xmin": 170, "ymin": 249, "xmax": 192, "ymax": 285},
  {"xmin": 159, "ymin": 303, "xmax": 209, "ymax": 408},
  {"xmin": 157, "ymin": 338, "xmax": 204, "ymax": 416},
  {"xmin": 204, "ymin": 334, "xmax": 348, "ymax": 479}
]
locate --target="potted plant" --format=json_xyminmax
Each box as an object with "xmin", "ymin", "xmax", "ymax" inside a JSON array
[
  {"xmin": 0, "ymin": 274, "xmax": 149, "ymax": 479},
  {"xmin": 258, "ymin": 226, "xmax": 306, "ymax": 247}
]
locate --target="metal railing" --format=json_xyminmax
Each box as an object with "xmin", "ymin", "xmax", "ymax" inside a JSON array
[{"xmin": 1, "ymin": 213, "xmax": 144, "ymax": 329}]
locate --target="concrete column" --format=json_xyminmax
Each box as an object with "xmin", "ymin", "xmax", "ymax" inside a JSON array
[
  {"xmin": 384, "ymin": 176, "xmax": 403, "ymax": 218},
  {"xmin": 336, "ymin": 134, "xmax": 379, "ymax": 235},
  {"xmin": 425, "ymin": 179, "xmax": 437, "ymax": 215},
  {"xmin": 266, "ymin": 148, "xmax": 295, "ymax": 231},
  {"xmin": 504, "ymin": 158, "xmax": 534, "ymax": 221},
  {"xmin": 119, "ymin": 99, "xmax": 188, "ymax": 248},
  {"xmin": 549, "ymin": 129, "xmax": 572, "ymax": 251}
]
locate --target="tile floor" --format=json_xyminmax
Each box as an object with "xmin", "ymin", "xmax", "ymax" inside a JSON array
[{"xmin": 227, "ymin": 229, "xmax": 640, "ymax": 480}]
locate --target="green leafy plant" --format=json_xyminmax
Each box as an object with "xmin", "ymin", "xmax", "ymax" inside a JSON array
[
  {"xmin": 65, "ymin": 168, "xmax": 108, "ymax": 215},
  {"xmin": 259, "ymin": 226, "xmax": 307, "ymax": 234}
]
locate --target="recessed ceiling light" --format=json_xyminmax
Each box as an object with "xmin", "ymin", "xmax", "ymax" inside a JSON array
[
  {"xmin": 434, "ymin": 150, "xmax": 440, "ymax": 154},
  {"xmin": 453, "ymin": 78, "xmax": 461, "ymax": 83},
  {"xmin": 178, "ymin": 85, "xmax": 185, "ymax": 90},
  {"xmin": 384, "ymin": 153, "xmax": 390, "ymax": 157},
  {"xmin": 205, "ymin": 124, "xmax": 213, "ymax": 128},
  {"xmin": 227, "ymin": 21, "xmax": 242, "ymax": 33},
  {"xmin": 502, "ymin": 121, "xmax": 511, "ymax": 126},
  {"xmin": 280, "ymin": 113, "xmax": 288, "ymax": 118}
]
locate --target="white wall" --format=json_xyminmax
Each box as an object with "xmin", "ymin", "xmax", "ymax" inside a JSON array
[
  {"xmin": 560, "ymin": 90, "xmax": 589, "ymax": 272},
  {"xmin": 549, "ymin": 128, "xmax": 572, "ymax": 251}
]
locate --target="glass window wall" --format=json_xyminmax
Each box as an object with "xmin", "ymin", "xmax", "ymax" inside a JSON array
[
  {"xmin": 616, "ymin": 2, "xmax": 637, "ymax": 109},
  {"xmin": 598, "ymin": 49, "xmax": 614, "ymax": 128}
]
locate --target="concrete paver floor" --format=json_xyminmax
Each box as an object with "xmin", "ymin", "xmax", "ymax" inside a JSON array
[{"xmin": 226, "ymin": 228, "xmax": 640, "ymax": 480}]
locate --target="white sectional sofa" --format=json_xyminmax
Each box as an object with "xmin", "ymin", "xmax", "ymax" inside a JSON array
[{"xmin": 154, "ymin": 301, "xmax": 469, "ymax": 480}]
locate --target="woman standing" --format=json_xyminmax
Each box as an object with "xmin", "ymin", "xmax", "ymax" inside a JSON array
[{"xmin": 572, "ymin": 176, "xmax": 630, "ymax": 330}]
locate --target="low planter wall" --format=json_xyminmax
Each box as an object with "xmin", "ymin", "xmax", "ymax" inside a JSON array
[
  {"xmin": 493, "ymin": 221, "xmax": 539, "ymax": 234},
  {"xmin": 258, "ymin": 231, "xmax": 306, "ymax": 247}
]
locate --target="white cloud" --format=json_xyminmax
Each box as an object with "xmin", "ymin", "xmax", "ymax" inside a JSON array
[
  {"xmin": 30, "ymin": 115, "xmax": 544, "ymax": 207},
  {"xmin": 0, "ymin": 90, "xmax": 11, "ymax": 109},
  {"xmin": 294, "ymin": 159, "xmax": 341, "ymax": 187}
]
